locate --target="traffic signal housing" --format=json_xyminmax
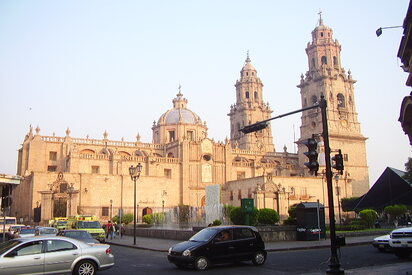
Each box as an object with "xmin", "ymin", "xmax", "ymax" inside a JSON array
[
  {"xmin": 332, "ymin": 149, "xmax": 344, "ymax": 175},
  {"xmin": 302, "ymin": 136, "xmax": 319, "ymax": 175},
  {"xmin": 239, "ymin": 121, "xmax": 269, "ymax": 134}
]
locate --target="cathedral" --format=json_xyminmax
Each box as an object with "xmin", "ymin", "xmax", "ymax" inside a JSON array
[{"xmin": 12, "ymin": 17, "xmax": 369, "ymax": 224}]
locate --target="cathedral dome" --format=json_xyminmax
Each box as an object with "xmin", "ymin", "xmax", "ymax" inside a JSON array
[
  {"xmin": 159, "ymin": 108, "xmax": 202, "ymax": 125},
  {"xmin": 157, "ymin": 89, "xmax": 203, "ymax": 125}
]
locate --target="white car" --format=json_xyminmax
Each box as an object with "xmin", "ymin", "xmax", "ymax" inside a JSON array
[
  {"xmin": 0, "ymin": 236, "xmax": 114, "ymax": 274},
  {"xmin": 389, "ymin": 226, "xmax": 412, "ymax": 258},
  {"xmin": 372, "ymin": 234, "xmax": 391, "ymax": 252}
]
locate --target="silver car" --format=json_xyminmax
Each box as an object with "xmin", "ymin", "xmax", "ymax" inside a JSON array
[{"xmin": 0, "ymin": 236, "xmax": 114, "ymax": 275}]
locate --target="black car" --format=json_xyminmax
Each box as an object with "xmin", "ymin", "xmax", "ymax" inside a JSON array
[{"xmin": 167, "ymin": 225, "xmax": 266, "ymax": 270}]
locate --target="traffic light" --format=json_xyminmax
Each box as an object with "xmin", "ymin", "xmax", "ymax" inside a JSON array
[
  {"xmin": 332, "ymin": 149, "xmax": 344, "ymax": 175},
  {"xmin": 302, "ymin": 136, "xmax": 319, "ymax": 175},
  {"xmin": 239, "ymin": 121, "xmax": 269, "ymax": 134}
]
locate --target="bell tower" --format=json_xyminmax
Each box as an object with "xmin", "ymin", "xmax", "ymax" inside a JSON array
[
  {"xmin": 297, "ymin": 14, "xmax": 369, "ymax": 196},
  {"xmin": 228, "ymin": 53, "xmax": 275, "ymax": 152}
]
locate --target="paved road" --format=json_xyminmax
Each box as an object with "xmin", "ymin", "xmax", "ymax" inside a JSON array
[{"xmin": 99, "ymin": 244, "xmax": 411, "ymax": 274}]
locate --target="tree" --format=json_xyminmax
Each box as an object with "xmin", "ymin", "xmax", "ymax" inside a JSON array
[
  {"xmin": 403, "ymin": 157, "xmax": 412, "ymax": 183},
  {"xmin": 384, "ymin": 204, "xmax": 408, "ymax": 220},
  {"xmin": 229, "ymin": 207, "xmax": 258, "ymax": 225},
  {"xmin": 112, "ymin": 213, "xmax": 133, "ymax": 224},
  {"xmin": 341, "ymin": 197, "xmax": 360, "ymax": 212},
  {"xmin": 257, "ymin": 208, "xmax": 279, "ymax": 225},
  {"xmin": 359, "ymin": 209, "xmax": 378, "ymax": 228}
]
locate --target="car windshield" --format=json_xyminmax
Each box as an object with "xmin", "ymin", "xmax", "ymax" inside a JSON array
[
  {"xmin": 77, "ymin": 221, "xmax": 101, "ymax": 229},
  {"xmin": 189, "ymin": 228, "xmax": 218, "ymax": 242},
  {"xmin": 20, "ymin": 229, "xmax": 36, "ymax": 234},
  {"xmin": 0, "ymin": 240, "xmax": 21, "ymax": 255}
]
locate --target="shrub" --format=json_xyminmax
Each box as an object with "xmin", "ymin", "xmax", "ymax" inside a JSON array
[
  {"xmin": 283, "ymin": 216, "xmax": 297, "ymax": 225},
  {"xmin": 153, "ymin": 213, "xmax": 166, "ymax": 224},
  {"xmin": 142, "ymin": 214, "xmax": 153, "ymax": 225},
  {"xmin": 384, "ymin": 204, "xmax": 408, "ymax": 220},
  {"xmin": 229, "ymin": 207, "xmax": 258, "ymax": 225},
  {"xmin": 113, "ymin": 213, "xmax": 134, "ymax": 225},
  {"xmin": 341, "ymin": 197, "xmax": 360, "ymax": 212},
  {"xmin": 359, "ymin": 209, "xmax": 378, "ymax": 228},
  {"xmin": 257, "ymin": 208, "xmax": 279, "ymax": 225},
  {"xmin": 176, "ymin": 205, "xmax": 190, "ymax": 224},
  {"xmin": 212, "ymin": 219, "xmax": 222, "ymax": 226}
]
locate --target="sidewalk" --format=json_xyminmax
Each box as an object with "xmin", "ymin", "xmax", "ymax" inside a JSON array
[{"xmin": 106, "ymin": 234, "xmax": 412, "ymax": 274}]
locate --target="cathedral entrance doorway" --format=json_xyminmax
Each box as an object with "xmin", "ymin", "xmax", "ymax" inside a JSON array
[
  {"xmin": 142, "ymin": 207, "xmax": 152, "ymax": 217},
  {"xmin": 53, "ymin": 197, "xmax": 67, "ymax": 217}
]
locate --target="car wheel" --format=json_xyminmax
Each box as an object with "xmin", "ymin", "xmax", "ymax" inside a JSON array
[
  {"xmin": 252, "ymin": 251, "xmax": 266, "ymax": 265},
  {"xmin": 194, "ymin": 256, "xmax": 209, "ymax": 270},
  {"xmin": 73, "ymin": 260, "xmax": 97, "ymax": 275},
  {"xmin": 394, "ymin": 249, "xmax": 411, "ymax": 259}
]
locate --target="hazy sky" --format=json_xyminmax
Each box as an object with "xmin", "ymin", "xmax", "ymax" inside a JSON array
[{"xmin": 0, "ymin": 1, "xmax": 410, "ymax": 186}]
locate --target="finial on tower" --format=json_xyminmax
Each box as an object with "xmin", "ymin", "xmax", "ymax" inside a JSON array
[
  {"xmin": 245, "ymin": 50, "xmax": 251, "ymax": 63},
  {"xmin": 177, "ymin": 83, "xmax": 183, "ymax": 97},
  {"xmin": 318, "ymin": 9, "xmax": 323, "ymax": 26}
]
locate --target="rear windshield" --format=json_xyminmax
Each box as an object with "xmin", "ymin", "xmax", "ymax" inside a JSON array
[
  {"xmin": 20, "ymin": 229, "xmax": 36, "ymax": 234},
  {"xmin": 62, "ymin": 231, "xmax": 90, "ymax": 238},
  {"xmin": 190, "ymin": 228, "xmax": 218, "ymax": 242}
]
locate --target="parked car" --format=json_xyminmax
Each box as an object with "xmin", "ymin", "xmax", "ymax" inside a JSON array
[
  {"xmin": 372, "ymin": 234, "xmax": 391, "ymax": 252},
  {"xmin": 14, "ymin": 228, "xmax": 36, "ymax": 238},
  {"xmin": 167, "ymin": 225, "xmax": 266, "ymax": 270},
  {"xmin": 0, "ymin": 236, "xmax": 114, "ymax": 274},
  {"xmin": 57, "ymin": 229, "xmax": 100, "ymax": 245},
  {"xmin": 389, "ymin": 226, "xmax": 412, "ymax": 258},
  {"xmin": 35, "ymin": 227, "xmax": 58, "ymax": 237}
]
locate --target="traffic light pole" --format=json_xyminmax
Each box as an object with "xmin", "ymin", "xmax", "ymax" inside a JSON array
[
  {"xmin": 240, "ymin": 95, "xmax": 343, "ymax": 274},
  {"xmin": 320, "ymin": 97, "xmax": 344, "ymax": 274}
]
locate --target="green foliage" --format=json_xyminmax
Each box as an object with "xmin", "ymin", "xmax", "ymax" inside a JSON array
[
  {"xmin": 257, "ymin": 208, "xmax": 279, "ymax": 225},
  {"xmin": 113, "ymin": 213, "xmax": 134, "ymax": 225},
  {"xmin": 229, "ymin": 207, "xmax": 258, "ymax": 225},
  {"xmin": 288, "ymin": 204, "xmax": 298, "ymax": 219},
  {"xmin": 142, "ymin": 213, "xmax": 166, "ymax": 225},
  {"xmin": 341, "ymin": 197, "xmax": 360, "ymax": 212},
  {"xmin": 384, "ymin": 204, "xmax": 408, "ymax": 219},
  {"xmin": 224, "ymin": 205, "xmax": 236, "ymax": 219},
  {"xmin": 283, "ymin": 216, "xmax": 297, "ymax": 225},
  {"xmin": 359, "ymin": 209, "xmax": 378, "ymax": 228},
  {"xmin": 111, "ymin": 215, "xmax": 119, "ymax": 224},
  {"xmin": 142, "ymin": 214, "xmax": 153, "ymax": 224},
  {"xmin": 212, "ymin": 219, "xmax": 222, "ymax": 226},
  {"xmin": 403, "ymin": 157, "xmax": 412, "ymax": 183}
]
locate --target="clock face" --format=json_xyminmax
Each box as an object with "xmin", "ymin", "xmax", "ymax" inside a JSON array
[{"xmin": 340, "ymin": 119, "xmax": 348, "ymax": 128}]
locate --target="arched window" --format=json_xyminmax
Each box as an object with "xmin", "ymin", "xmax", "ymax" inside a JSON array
[
  {"xmin": 304, "ymin": 98, "xmax": 307, "ymax": 107},
  {"xmin": 333, "ymin": 56, "xmax": 338, "ymax": 66},
  {"xmin": 311, "ymin": 95, "xmax": 318, "ymax": 104},
  {"xmin": 245, "ymin": 91, "xmax": 250, "ymax": 99},
  {"xmin": 311, "ymin": 58, "xmax": 315, "ymax": 68},
  {"xmin": 321, "ymin": 32, "xmax": 324, "ymax": 37},
  {"xmin": 321, "ymin": 56, "xmax": 327, "ymax": 65},
  {"xmin": 337, "ymin": 93, "xmax": 345, "ymax": 108},
  {"xmin": 254, "ymin": 92, "xmax": 258, "ymax": 102}
]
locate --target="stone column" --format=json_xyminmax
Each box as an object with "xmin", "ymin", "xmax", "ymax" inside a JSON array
[{"xmin": 39, "ymin": 191, "xmax": 54, "ymax": 223}]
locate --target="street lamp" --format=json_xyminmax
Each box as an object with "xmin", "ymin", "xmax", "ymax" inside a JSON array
[
  {"xmin": 129, "ymin": 163, "xmax": 142, "ymax": 245},
  {"xmin": 334, "ymin": 174, "xmax": 342, "ymax": 225},
  {"xmin": 67, "ymin": 183, "xmax": 75, "ymax": 217},
  {"xmin": 110, "ymin": 199, "xmax": 113, "ymax": 221}
]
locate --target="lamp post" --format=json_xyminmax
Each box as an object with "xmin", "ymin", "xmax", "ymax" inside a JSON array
[
  {"xmin": 67, "ymin": 183, "xmax": 75, "ymax": 217},
  {"xmin": 129, "ymin": 163, "xmax": 142, "ymax": 246},
  {"xmin": 334, "ymin": 174, "xmax": 342, "ymax": 225},
  {"xmin": 110, "ymin": 199, "xmax": 113, "ymax": 221}
]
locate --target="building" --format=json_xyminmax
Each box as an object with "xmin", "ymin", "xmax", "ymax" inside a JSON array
[
  {"xmin": 12, "ymin": 16, "xmax": 368, "ymax": 224},
  {"xmin": 398, "ymin": 0, "xmax": 412, "ymax": 146}
]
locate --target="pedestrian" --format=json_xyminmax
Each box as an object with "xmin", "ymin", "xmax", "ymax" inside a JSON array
[
  {"xmin": 106, "ymin": 220, "xmax": 114, "ymax": 239},
  {"xmin": 120, "ymin": 223, "xmax": 126, "ymax": 239}
]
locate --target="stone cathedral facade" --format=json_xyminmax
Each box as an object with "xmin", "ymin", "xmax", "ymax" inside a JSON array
[{"xmin": 12, "ymin": 18, "xmax": 368, "ymax": 224}]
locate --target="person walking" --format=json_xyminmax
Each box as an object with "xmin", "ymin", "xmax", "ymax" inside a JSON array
[{"xmin": 106, "ymin": 220, "xmax": 114, "ymax": 240}]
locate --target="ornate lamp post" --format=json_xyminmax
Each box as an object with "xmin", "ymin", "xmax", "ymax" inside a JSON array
[
  {"xmin": 334, "ymin": 174, "xmax": 342, "ymax": 225},
  {"xmin": 129, "ymin": 163, "xmax": 142, "ymax": 245}
]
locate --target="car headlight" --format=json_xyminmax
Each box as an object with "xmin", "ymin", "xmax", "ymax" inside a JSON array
[
  {"xmin": 168, "ymin": 247, "xmax": 172, "ymax": 254},
  {"xmin": 182, "ymin": 249, "xmax": 191, "ymax": 257}
]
